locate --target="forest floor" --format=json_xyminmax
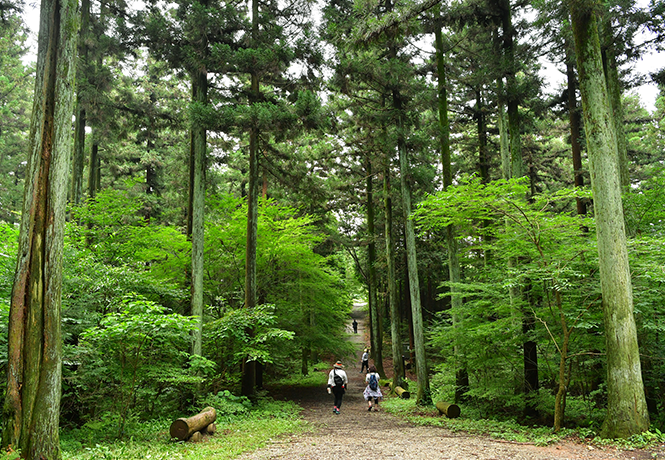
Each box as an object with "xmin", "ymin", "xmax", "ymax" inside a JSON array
[{"xmin": 245, "ymin": 305, "xmax": 665, "ymax": 460}]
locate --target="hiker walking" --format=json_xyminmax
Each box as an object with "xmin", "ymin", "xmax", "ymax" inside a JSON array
[
  {"xmin": 360, "ymin": 348, "xmax": 370, "ymax": 373},
  {"xmin": 327, "ymin": 360, "xmax": 348, "ymax": 415},
  {"xmin": 363, "ymin": 365, "xmax": 383, "ymax": 411},
  {"xmin": 352, "ymin": 319, "xmax": 358, "ymax": 333}
]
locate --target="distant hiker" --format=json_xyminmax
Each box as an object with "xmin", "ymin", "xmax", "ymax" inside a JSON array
[
  {"xmin": 360, "ymin": 349, "xmax": 370, "ymax": 373},
  {"xmin": 364, "ymin": 365, "xmax": 383, "ymax": 411},
  {"xmin": 327, "ymin": 360, "xmax": 348, "ymax": 415},
  {"xmin": 352, "ymin": 319, "xmax": 358, "ymax": 333}
]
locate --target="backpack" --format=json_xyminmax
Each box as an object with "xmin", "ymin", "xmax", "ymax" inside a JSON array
[
  {"xmin": 333, "ymin": 370, "xmax": 344, "ymax": 387},
  {"xmin": 368, "ymin": 373, "xmax": 378, "ymax": 391}
]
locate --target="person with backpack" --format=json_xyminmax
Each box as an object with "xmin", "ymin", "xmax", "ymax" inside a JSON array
[
  {"xmin": 327, "ymin": 360, "xmax": 348, "ymax": 415},
  {"xmin": 363, "ymin": 365, "xmax": 383, "ymax": 411}
]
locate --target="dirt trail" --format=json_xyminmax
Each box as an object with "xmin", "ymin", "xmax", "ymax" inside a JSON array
[{"xmin": 245, "ymin": 304, "xmax": 660, "ymax": 460}]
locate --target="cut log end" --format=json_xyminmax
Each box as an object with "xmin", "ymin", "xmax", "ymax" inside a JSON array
[
  {"xmin": 436, "ymin": 401, "xmax": 461, "ymax": 418},
  {"xmin": 395, "ymin": 386, "xmax": 410, "ymax": 399},
  {"xmin": 169, "ymin": 419, "xmax": 189, "ymax": 441}
]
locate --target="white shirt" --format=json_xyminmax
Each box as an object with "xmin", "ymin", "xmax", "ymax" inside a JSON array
[{"xmin": 328, "ymin": 368, "xmax": 348, "ymax": 387}]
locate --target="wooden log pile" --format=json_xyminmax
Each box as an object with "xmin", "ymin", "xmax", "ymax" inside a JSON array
[
  {"xmin": 170, "ymin": 406, "xmax": 217, "ymax": 442},
  {"xmin": 435, "ymin": 401, "xmax": 461, "ymax": 418}
]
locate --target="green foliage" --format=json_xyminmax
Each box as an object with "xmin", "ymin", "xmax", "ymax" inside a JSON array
[
  {"xmin": 70, "ymin": 295, "xmax": 200, "ymax": 433},
  {"xmin": 273, "ymin": 365, "xmax": 329, "ymax": 388},
  {"xmin": 0, "ymin": 15, "xmax": 32, "ymax": 224},
  {"xmin": 0, "ymin": 224, "xmax": 18, "ymax": 398},
  {"xmin": 205, "ymin": 303, "xmax": 295, "ymax": 366},
  {"xmin": 198, "ymin": 390, "xmax": 252, "ymax": 422},
  {"xmin": 60, "ymin": 398, "xmax": 306, "ymax": 460},
  {"xmin": 417, "ymin": 177, "xmax": 605, "ymax": 419},
  {"xmin": 204, "ymin": 195, "xmax": 354, "ymax": 377}
]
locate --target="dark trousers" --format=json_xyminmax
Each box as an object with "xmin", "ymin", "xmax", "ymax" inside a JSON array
[
  {"xmin": 332, "ymin": 386, "xmax": 344, "ymax": 408},
  {"xmin": 361, "ymin": 360, "xmax": 369, "ymax": 373}
]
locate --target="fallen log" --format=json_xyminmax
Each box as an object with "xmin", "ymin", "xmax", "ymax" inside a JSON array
[
  {"xmin": 170, "ymin": 406, "xmax": 217, "ymax": 441},
  {"xmin": 394, "ymin": 386, "xmax": 410, "ymax": 399},
  {"xmin": 436, "ymin": 401, "xmax": 460, "ymax": 418}
]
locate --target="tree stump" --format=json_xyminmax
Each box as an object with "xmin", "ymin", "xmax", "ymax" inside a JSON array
[
  {"xmin": 395, "ymin": 386, "xmax": 410, "ymax": 399},
  {"xmin": 436, "ymin": 401, "xmax": 461, "ymax": 418},
  {"xmin": 188, "ymin": 431, "xmax": 203, "ymax": 443},
  {"xmin": 204, "ymin": 422, "xmax": 217, "ymax": 435},
  {"xmin": 170, "ymin": 407, "xmax": 217, "ymax": 441}
]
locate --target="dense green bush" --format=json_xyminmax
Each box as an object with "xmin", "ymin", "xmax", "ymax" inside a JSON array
[{"xmin": 65, "ymin": 295, "xmax": 201, "ymax": 434}]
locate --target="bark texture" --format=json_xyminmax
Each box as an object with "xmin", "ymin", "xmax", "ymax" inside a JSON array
[
  {"xmin": 366, "ymin": 159, "xmax": 384, "ymax": 376},
  {"xmin": 569, "ymin": 0, "xmax": 649, "ymax": 438},
  {"xmin": 242, "ymin": 0, "xmax": 260, "ymax": 397},
  {"xmin": 395, "ymin": 91, "xmax": 431, "ymax": 406},
  {"xmin": 190, "ymin": 66, "xmax": 207, "ymax": 357},
  {"xmin": 383, "ymin": 158, "xmax": 405, "ymax": 388},
  {"xmin": 1, "ymin": 0, "xmax": 78, "ymax": 457}
]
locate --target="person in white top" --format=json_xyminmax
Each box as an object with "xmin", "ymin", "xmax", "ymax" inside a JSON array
[
  {"xmin": 327, "ymin": 361, "xmax": 348, "ymax": 414},
  {"xmin": 360, "ymin": 349, "xmax": 370, "ymax": 373},
  {"xmin": 363, "ymin": 365, "xmax": 383, "ymax": 411}
]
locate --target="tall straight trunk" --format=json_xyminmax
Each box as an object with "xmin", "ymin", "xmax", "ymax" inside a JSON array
[
  {"xmin": 569, "ymin": 0, "xmax": 649, "ymax": 438},
  {"xmin": 476, "ymin": 91, "xmax": 490, "ymax": 183},
  {"xmin": 366, "ymin": 158, "xmax": 384, "ymax": 376},
  {"xmin": 566, "ymin": 42, "xmax": 587, "ymax": 216},
  {"xmin": 87, "ymin": 141, "xmax": 100, "ymax": 198},
  {"xmin": 602, "ymin": 45, "xmax": 629, "ymax": 188},
  {"xmin": 435, "ymin": 22, "xmax": 467, "ymax": 401},
  {"xmin": 500, "ymin": 0, "xmax": 538, "ymax": 414},
  {"xmin": 394, "ymin": 90, "xmax": 431, "ymax": 405},
  {"xmin": 242, "ymin": 0, "xmax": 260, "ymax": 397},
  {"xmin": 190, "ymin": 66, "xmax": 207, "ymax": 357},
  {"xmin": 499, "ymin": 0, "xmax": 523, "ymax": 179},
  {"xmin": 553, "ymin": 291, "xmax": 571, "ymax": 432},
  {"xmin": 72, "ymin": 103, "xmax": 86, "ymax": 204},
  {"xmin": 1, "ymin": 0, "xmax": 78, "ymax": 457},
  {"xmin": 497, "ymin": 85, "xmax": 510, "ymax": 180},
  {"xmin": 71, "ymin": 0, "xmax": 90, "ymax": 205},
  {"xmin": 383, "ymin": 157, "xmax": 404, "ymax": 387}
]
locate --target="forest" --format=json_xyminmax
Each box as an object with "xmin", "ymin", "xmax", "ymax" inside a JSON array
[{"xmin": 1, "ymin": 0, "xmax": 665, "ymax": 458}]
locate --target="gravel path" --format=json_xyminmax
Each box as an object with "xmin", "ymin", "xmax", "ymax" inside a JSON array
[{"xmin": 246, "ymin": 305, "xmax": 663, "ymax": 460}]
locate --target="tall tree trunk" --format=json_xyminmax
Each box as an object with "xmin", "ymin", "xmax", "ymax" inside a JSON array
[
  {"xmin": 500, "ymin": 0, "xmax": 538, "ymax": 414},
  {"xmin": 1, "ymin": 0, "xmax": 78, "ymax": 457},
  {"xmin": 71, "ymin": 0, "xmax": 90, "ymax": 206},
  {"xmin": 242, "ymin": 0, "xmax": 260, "ymax": 397},
  {"xmin": 601, "ymin": 25, "xmax": 629, "ymax": 188},
  {"xmin": 476, "ymin": 90, "xmax": 490, "ymax": 183},
  {"xmin": 383, "ymin": 156, "xmax": 405, "ymax": 387},
  {"xmin": 566, "ymin": 42, "xmax": 587, "ymax": 216},
  {"xmin": 569, "ymin": 0, "xmax": 649, "ymax": 438},
  {"xmin": 366, "ymin": 158, "xmax": 384, "ymax": 376},
  {"xmin": 497, "ymin": 86, "xmax": 510, "ymax": 180},
  {"xmin": 435, "ymin": 22, "xmax": 468, "ymax": 402},
  {"xmin": 189, "ymin": 65, "xmax": 207, "ymax": 357},
  {"xmin": 499, "ymin": 0, "xmax": 523, "ymax": 179},
  {"xmin": 395, "ymin": 90, "xmax": 431, "ymax": 405},
  {"xmin": 87, "ymin": 141, "xmax": 100, "ymax": 198}
]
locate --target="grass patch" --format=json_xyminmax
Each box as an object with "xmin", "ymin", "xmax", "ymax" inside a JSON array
[
  {"xmin": 382, "ymin": 397, "xmax": 573, "ymax": 446},
  {"xmin": 381, "ymin": 397, "xmax": 665, "ymax": 450},
  {"xmin": 273, "ymin": 364, "xmax": 328, "ymax": 388},
  {"xmin": 61, "ymin": 399, "xmax": 308, "ymax": 460}
]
